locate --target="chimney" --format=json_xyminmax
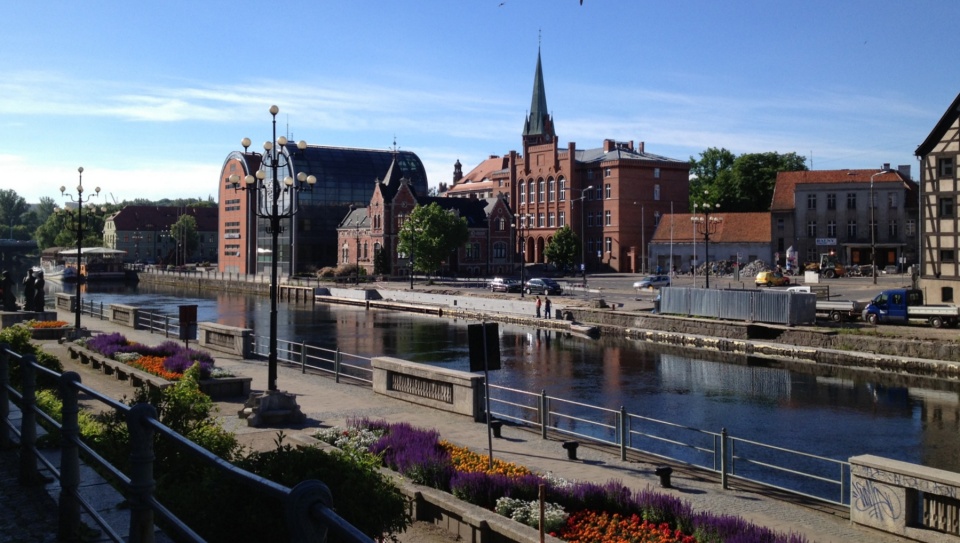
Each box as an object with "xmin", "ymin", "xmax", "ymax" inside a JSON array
[
  {"xmin": 883, "ymin": 163, "xmax": 891, "ymax": 171},
  {"xmin": 603, "ymin": 139, "xmax": 615, "ymax": 152},
  {"xmin": 898, "ymin": 164, "xmax": 912, "ymax": 180},
  {"xmin": 639, "ymin": 141, "xmax": 645, "ymax": 153}
]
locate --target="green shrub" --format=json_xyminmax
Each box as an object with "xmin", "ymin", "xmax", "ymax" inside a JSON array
[{"xmin": 0, "ymin": 324, "xmax": 64, "ymax": 389}]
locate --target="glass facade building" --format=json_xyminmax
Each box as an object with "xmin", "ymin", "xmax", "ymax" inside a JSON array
[{"xmin": 251, "ymin": 145, "xmax": 428, "ymax": 275}]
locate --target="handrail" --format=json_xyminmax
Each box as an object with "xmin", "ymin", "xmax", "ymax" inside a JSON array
[{"xmin": 0, "ymin": 342, "xmax": 373, "ymax": 542}]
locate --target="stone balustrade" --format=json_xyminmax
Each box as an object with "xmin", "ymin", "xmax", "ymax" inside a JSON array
[
  {"xmin": 850, "ymin": 454, "xmax": 960, "ymax": 541},
  {"xmin": 372, "ymin": 357, "xmax": 485, "ymax": 421},
  {"xmin": 197, "ymin": 322, "xmax": 253, "ymax": 359}
]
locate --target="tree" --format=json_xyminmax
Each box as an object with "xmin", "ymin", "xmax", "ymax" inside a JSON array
[
  {"xmin": 396, "ymin": 203, "xmax": 469, "ymax": 276},
  {"xmin": 689, "ymin": 148, "xmax": 808, "ymax": 212},
  {"xmin": 0, "ymin": 189, "xmax": 31, "ymax": 240},
  {"xmin": 170, "ymin": 214, "xmax": 199, "ymax": 265},
  {"xmin": 544, "ymin": 225, "xmax": 579, "ymax": 271}
]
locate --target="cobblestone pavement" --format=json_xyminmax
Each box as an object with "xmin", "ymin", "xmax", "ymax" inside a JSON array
[{"xmin": 0, "ymin": 445, "xmax": 59, "ymax": 543}]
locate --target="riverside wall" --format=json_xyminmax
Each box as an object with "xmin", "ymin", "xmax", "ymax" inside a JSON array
[{"xmin": 136, "ymin": 273, "xmax": 960, "ymax": 377}]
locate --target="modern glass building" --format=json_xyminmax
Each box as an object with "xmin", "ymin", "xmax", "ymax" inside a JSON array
[{"xmin": 218, "ymin": 145, "xmax": 428, "ymax": 276}]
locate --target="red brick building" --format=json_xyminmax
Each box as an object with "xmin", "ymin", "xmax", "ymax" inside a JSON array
[
  {"xmin": 441, "ymin": 49, "xmax": 691, "ymax": 273},
  {"xmin": 337, "ymin": 156, "xmax": 515, "ymax": 277}
]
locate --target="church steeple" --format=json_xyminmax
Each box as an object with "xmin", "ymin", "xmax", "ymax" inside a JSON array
[{"xmin": 522, "ymin": 47, "xmax": 555, "ymax": 146}]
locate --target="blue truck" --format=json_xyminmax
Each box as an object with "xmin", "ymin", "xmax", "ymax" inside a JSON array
[{"xmin": 862, "ymin": 288, "xmax": 960, "ymax": 328}]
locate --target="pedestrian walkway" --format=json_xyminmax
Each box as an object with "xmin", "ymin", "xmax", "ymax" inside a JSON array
[{"xmin": 4, "ymin": 315, "xmax": 903, "ymax": 543}]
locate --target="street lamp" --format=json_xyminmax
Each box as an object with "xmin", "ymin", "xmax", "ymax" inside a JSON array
[
  {"xmin": 228, "ymin": 104, "xmax": 316, "ymax": 398},
  {"xmin": 691, "ymin": 192, "xmax": 722, "ymax": 289},
  {"xmin": 60, "ymin": 167, "xmax": 100, "ymax": 330},
  {"xmin": 574, "ymin": 185, "xmax": 594, "ymax": 285},
  {"xmin": 513, "ymin": 213, "xmax": 527, "ymax": 298},
  {"xmin": 870, "ymin": 167, "xmax": 894, "ymax": 284}
]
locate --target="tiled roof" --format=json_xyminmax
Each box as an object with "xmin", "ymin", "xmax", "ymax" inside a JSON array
[
  {"xmin": 650, "ymin": 212, "xmax": 771, "ymax": 244},
  {"xmin": 771, "ymin": 169, "xmax": 907, "ymax": 212},
  {"xmin": 916, "ymin": 91, "xmax": 960, "ymax": 157},
  {"xmin": 111, "ymin": 205, "xmax": 219, "ymax": 232},
  {"xmin": 575, "ymin": 147, "xmax": 687, "ymax": 164}
]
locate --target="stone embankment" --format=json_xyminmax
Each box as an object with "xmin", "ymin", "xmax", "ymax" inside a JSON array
[{"xmin": 136, "ymin": 273, "xmax": 960, "ymax": 377}]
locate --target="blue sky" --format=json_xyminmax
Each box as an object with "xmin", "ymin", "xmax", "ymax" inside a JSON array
[{"xmin": 2, "ymin": 1, "xmax": 959, "ymax": 205}]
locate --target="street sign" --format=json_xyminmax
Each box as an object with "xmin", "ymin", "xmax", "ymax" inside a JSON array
[{"xmin": 816, "ymin": 238, "xmax": 837, "ymax": 246}]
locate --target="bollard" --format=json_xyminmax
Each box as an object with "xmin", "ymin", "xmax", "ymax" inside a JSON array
[
  {"xmin": 490, "ymin": 420, "xmax": 503, "ymax": 438},
  {"xmin": 654, "ymin": 466, "xmax": 673, "ymax": 488},
  {"xmin": 562, "ymin": 441, "xmax": 579, "ymax": 460}
]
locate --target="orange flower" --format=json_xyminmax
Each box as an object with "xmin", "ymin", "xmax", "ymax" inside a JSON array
[{"xmin": 127, "ymin": 355, "xmax": 183, "ymax": 381}]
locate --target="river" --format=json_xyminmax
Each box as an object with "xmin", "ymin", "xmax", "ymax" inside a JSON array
[{"xmin": 48, "ymin": 279, "xmax": 960, "ymax": 480}]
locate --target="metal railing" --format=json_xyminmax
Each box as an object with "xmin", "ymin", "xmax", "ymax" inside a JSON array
[
  {"xmin": 0, "ymin": 343, "xmax": 373, "ymax": 543},
  {"xmin": 258, "ymin": 336, "xmax": 374, "ymax": 385},
  {"xmin": 137, "ymin": 309, "xmax": 188, "ymax": 339},
  {"xmin": 486, "ymin": 384, "xmax": 850, "ymax": 506},
  {"xmin": 67, "ymin": 298, "xmax": 850, "ymax": 506}
]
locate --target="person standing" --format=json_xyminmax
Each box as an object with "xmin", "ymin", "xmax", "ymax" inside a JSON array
[
  {"xmin": 535, "ymin": 296, "xmax": 542, "ymax": 318},
  {"xmin": 22, "ymin": 269, "xmax": 36, "ymax": 312},
  {"xmin": 1, "ymin": 270, "xmax": 17, "ymax": 311},
  {"xmin": 32, "ymin": 270, "xmax": 45, "ymax": 312},
  {"xmin": 544, "ymin": 296, "xmax": 551, "ymax": 319}
]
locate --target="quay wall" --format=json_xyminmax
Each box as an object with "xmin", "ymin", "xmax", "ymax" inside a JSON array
[{"xmin": 136, "ymin": 272, "xmax": 960, "ymax": 375}]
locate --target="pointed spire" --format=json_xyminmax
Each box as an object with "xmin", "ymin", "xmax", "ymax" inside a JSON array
[{"xmin": 523, "ymin": 47, "xmax": 555, "ymax": 144}]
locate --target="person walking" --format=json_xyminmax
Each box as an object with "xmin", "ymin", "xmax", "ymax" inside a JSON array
[
  {"xmin": 543, "ymin": 296, "xmax": 551, "ymax": 319},
  {"xmin": 535, "ymin": 296, "xmax": 541, "ymax": 318}
]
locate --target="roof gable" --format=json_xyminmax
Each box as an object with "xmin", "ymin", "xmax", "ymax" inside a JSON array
[
  {"xmin": 916, "ymin": 91, "xmax": 960, "ymax": 157},
  {"xmin": 651, "ymin": 212, "xmax": 771, "ymax": 244}
]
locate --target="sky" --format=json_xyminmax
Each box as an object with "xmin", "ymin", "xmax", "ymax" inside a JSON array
[{"xmin": 2, "ymin": 1, "xmax": 959, "ymax": 205}]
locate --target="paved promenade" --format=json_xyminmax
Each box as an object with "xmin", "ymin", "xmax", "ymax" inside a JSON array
[{"xmin": 1, "ymin": 310, "xmax": 912, "ymax": 543}]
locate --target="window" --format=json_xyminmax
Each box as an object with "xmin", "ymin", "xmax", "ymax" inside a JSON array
[
  {"xmin": 341, "ymin": 243, "xmax": 349, "ymax": 263},
  {"xmin": 846, "ymin": 193, "xmax": 857, "ymax": 210},
  {"xmin": 654, "ymin": 184, "xmax": 661, "ymax": 200},
  {"xmin": 941, "ymin": 250, "xmax": 955, "ymax": 263},
  {"xmin": 653, "ymin": 211, "xmax": 661, "ymax": 227},
  {"xmin": 654, "ymin": 168, "xmax": 661, "ymax": 179},
  {"xmin": 465, "ymin": 243, "xmax": 475, "ymax": 259},
  {"xmin": 605, "ymin": 184, "xmax": 612, "ymax": 199},
  {"xmin": 807, "ymin": 194, "xmax": 817, "ymax": 210},
  {"xmin": 806, "ymin": 221, "xmax": 817, "ymax": 237},
  {"xmin": 605, "ymin": 237, "xmax": 612, "ymax": 253},
  {"xmin": 827, "ymin": 193, "xmax": 836, "ymax": 210},
  {"xmin": 888, "ymin": 220, "xmax": 898, "ymax": 238},
  {"xmin": 906, "ymin": 219, "xmax": 916, "ymax": 236},
  {"xmin": 847, "ymin": 220, "xmax": 857, "ymax": 238},
  {"xmin": 605, "ymin": 168, "xmax": 611, "ymax": 177},
  {"xmin": 528, "ymin": 182, "xmax": 534, "ymax": 203},
  {"xmin": 587, "ymin": 212, "xmax": 594, "ymax": 227},
  {"xmin": 538, "ymin": 180, "xmax": 545, "ymax": 202},
  {"xmin": 548, "ymin": 212, "xmax": 555, "ymax": 227},
  {"xmin": 777, "ymin": 218, "xmax": 784, "ymax": 231},
  {"xmin": 605, "ymin": 210, "xmax": 612, "ymax": 225},
  {"xmin": 548, "ymin": 179, "xmax": 555, "ymax": 202},
  {"xmin": 519, "ymin": 182, "xmax": 525, "ymax": 204},
  {"xmin": 558, "ymin": 211, "xmax": 565, "ymax": 227},
  {"xmin": 497, "ymin": 217, "xmax": 505, "ymax": 231},
  {"xmin": 595, "ymin": 186, "xmax": 603, "ymax": 199},
  {"xmin": 559, "ymin": 178, "xmax": 566, "ymax": 201},
  {"xmin": 587, "ymin": 170, "xmax": 594, "ymax": 180},
  {"xmin": 940, "ymin": 197, "xmax": 955, "ymax": 218},
  {"xmin": 493, "ymin": 242, "xmax": 506, "ymax": 258},
  {"xmin": 538, "ymin": 213, "xmax": 544, "ymax": 227},
  {"xmin": 827, "ymin": 220, "xmax": 837, "ymax": 237},
  {"xmin": 887, "ymin": 192, "xmax": 898, "ymax": 209},
  {"xmin": 939, "ymin": 157, "xmax": 954, "ymax": 177}
]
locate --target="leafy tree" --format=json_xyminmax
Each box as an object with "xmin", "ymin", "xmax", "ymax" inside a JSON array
[
  {"xmin": 689, "ymin": 148, "xmax": 808, "ymax": 212},
  {"xmin": 544, "ymin": 225, "xmax": 579, "ymax": 271},
  {"xmin": 373, "ymin": 246, "xmax": 389, "ymax": 275},
  {"xmin": 397, "ymin": 203, "xmax": 469, "ymax": 275},
  {"xmin": 0, "ymin": 189, "xmax": 31, "ymax": 240},
  {"xmin": 170, "ymin": 214, "xmax": 199, "ymax": 265}
]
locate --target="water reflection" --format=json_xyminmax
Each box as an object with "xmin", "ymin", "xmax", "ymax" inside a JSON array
[{"xmin": 61, "ymin": 279, "xmax": 960, "ymax": 473}]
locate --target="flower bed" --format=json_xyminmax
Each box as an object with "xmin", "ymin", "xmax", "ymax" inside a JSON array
[
  {"xmin": 68, "ymin": 333, "xmax": 251, "ymax": 399},
  {"xmin": 317, "ymin": 419, "xmax": 809, "ymax": 543},
  {"xmin": 24, "ymin": 319, "xmax": 72, "ymax": 340}
]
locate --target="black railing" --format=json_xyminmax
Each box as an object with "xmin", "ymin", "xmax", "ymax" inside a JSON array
[{"xmin": 0, "ymin": 343, "xmax": 372, "ymax": 543}]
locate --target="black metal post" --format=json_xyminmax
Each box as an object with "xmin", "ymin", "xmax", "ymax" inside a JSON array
[{"xmin": 61, "ymin": 166, "xmax": 99, "ymax": 331}]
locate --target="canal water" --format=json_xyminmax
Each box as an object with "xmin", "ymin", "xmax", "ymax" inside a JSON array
[{"xmin": 50, "ymin": 280, "xmax": 960, "ymax": 482}]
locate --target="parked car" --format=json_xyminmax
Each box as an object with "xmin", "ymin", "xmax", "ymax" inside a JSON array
[
  {"xmin": 755, "ymin": 271, "xmax": 791, "ymax": 287},
  {"xmin": 488, "ymin": 277, "xmax": 522, "ymax": 293},
  {"xmin": 633, "ymin": 275, "xmax": 671, "ymax": 290},
  {"xmin": 525, "ymin": 277, "xmax": 563, "ymax": 295}
]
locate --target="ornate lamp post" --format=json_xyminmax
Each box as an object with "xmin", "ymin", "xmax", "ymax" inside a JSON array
[
  {"xmin": 349, "ymin": 205, "xmax": 363, "ymax": 284},
  {"xmin": 691, "ymin": 192, "xmax": 722, "ymax": 289},
  {"xmin": 60, "ymin": 167, "xmax": 100, "ymax": 330},
  {"xmin": 574, "ymin": 185, "xmax": 594, "ymax": 286},
  {"xmin": 513, "ymin": 213, "xmax": 527, "ymax": 298},
  {"xmin": 228, "ymin": 105, "xmax": 316, "ymax": 414}
]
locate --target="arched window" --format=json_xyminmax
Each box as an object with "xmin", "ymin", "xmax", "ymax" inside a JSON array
[
  {"xmin": 559, "ymin": 178, "xmax": 566, "ymax": 201},
  {"xmin": 538, "ymin": 180, "xmax": 545, "ymax": 202},
  {"xmin": 519, "ymin": 181, "xmax": 526, "ymax": 204},
  {"xmin": 548, "ymin": 178, "xmax": 555, "ymax": 202},
  {"xmin": 528, "ymin": 181, "xmax": 535, "ymax": 203}
]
